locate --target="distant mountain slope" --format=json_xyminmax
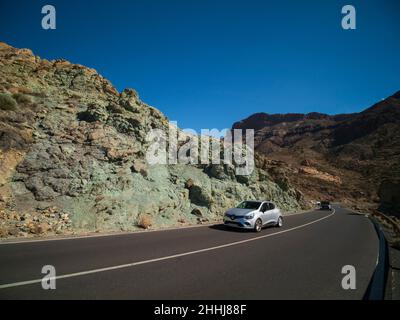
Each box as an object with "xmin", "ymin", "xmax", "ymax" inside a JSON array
[{"xmin": 233, "ymin": 91, "xmax": 400, "ymax": 213}]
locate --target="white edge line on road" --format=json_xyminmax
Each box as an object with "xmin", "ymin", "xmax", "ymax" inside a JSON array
[
  {"xmin": 0, "ymin": 222, "xmax": 216, "ymax": 245},
  {"xmin": 0, "ymin": 208, "xmax": 319, "ymax": 246},
  {"xmin": 0, "ymin": 209, "xmax": 335, "ymax": 290}
]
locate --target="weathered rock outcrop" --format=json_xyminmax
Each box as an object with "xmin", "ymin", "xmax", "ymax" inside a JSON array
[
  {"xmin": 0, "ymin": 42, "xmax": 304, "ymax": 238},
  {"xmin": 379, "ymin": 180, "xmax": 400, "ymax": 215}
]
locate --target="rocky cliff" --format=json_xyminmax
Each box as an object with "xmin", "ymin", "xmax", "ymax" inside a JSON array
[
  {"xmin": 0, "ymin": 42, "xmax": 303, "ymax": 238},
  {"xmin": 233, "ymin": 91, "xmax": 400, "ymax": 213}
]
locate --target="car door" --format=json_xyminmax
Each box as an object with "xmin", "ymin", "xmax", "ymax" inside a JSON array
[
  {"xmin": 260, "ymin": 202, "xmax": 269, "ymax": 225},
  {"xmin": 265, "ymin": 202, "xmax": 277, "ymax": 225},
  {"xmin": 269, "ymin": 202, "xmax": 280, "ymax": 223}
]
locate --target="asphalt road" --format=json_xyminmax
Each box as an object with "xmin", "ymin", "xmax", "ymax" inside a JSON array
[{"xmin": 0, "ymin": 205, "xmax": 379, "ymax": 299}]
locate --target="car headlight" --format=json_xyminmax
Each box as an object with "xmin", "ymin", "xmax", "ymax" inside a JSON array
[{"xmin": 244, "ymin": 213, "xmax": 254, "ymax": 220}]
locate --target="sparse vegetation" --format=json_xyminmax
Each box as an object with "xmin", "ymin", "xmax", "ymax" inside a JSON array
[
  {"xmin": 29, "ymin": 90, "xmax": 47, "ymax": 98},
  {"xmin": 137, "ymin": 214, "xmax": 152, "ymax": 229},
  {"xmin": 0, "ymin": 93, "xmax": 17, "ymax": 111},
  {"xmin": 12, "ymin": 93, "xmax": 32, "ymax": 105},
  {"xmin": 15, "ymin": 86, "xmax": 32, "ymax": 94}
]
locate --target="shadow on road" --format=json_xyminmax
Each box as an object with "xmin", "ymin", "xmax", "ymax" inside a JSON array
[{"xmin": 208, "ymin": 224, "xmax": 250, "ymax": 233}]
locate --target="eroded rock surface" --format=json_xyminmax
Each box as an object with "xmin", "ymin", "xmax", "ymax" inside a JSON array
[{"xmin": 0, "ymin": 42, "xmax": 304, "ymax": 238}]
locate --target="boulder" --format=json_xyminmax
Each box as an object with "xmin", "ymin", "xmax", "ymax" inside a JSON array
[
  {"xmin": 188, "ymin": 183, "xmax": 212, "ymax": 207},
  {"xmin": 130, "ymin": 160, "xmax": 149, "ymax": 178},
  {"xmin": 191, "ymin": 208, "xmax": 203, "ymax": 217},
  {"xmin": 7, "ymin": 227, "xmax": 20, "ymax": 236}
]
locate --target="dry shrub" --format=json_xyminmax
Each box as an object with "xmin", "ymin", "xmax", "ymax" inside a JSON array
[
  {"xmin": 29, "ymin": 91, "xmax": 47, "ymax": 98},
  {"xmin": 19, "ymin": 87, "xmax": 33, "ymax": 94},
  {"xmin": 138, "ymin": 214, "xmax": 152, "ymax": 229},
  {"xmin": 13, "ymin": 93, "xmax": 32, "ymax": 105},
  {"xmin": 0, "ymin": 93, "xmax": 17, "ymax": 111}
]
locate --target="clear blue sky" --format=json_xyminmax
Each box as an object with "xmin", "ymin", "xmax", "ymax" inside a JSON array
[{"xmin": 0, "ymin": 0, "xmax": 399, "ymax": 131}]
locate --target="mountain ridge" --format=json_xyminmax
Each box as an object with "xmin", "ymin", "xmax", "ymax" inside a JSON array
[{"xmin": 233, "ymin": 91, "xmax": 400, "ymax": 214}]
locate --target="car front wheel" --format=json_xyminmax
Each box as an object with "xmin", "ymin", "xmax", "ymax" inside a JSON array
[
  {"xmin": 254, "ymin": 219, "xmax": 262, "ymax": 233},
  {"xmin": 276, "ymin": 216, "xmax": 283, "ymax": 228}
]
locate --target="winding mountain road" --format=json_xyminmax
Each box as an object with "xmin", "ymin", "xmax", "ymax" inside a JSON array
[{"xmin": 0, "ymin": 205, "xmax": 379, "ymax": 299}]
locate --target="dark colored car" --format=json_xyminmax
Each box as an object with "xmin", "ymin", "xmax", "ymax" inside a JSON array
[{"xmin": 320, "ymin": 201, "xmax": 332, "ymax": 210}]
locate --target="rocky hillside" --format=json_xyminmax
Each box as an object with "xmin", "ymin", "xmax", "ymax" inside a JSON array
[
  {"xmin": 0, "ymin": 42, "xmax": 304, "ymax": 238},
  {"xmin": 233, "ymin": 91, "xmax": 400, "ymax": 213}
]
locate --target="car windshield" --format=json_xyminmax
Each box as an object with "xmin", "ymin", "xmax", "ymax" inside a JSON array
[
  {"xmin": 236, "ymin": 201, "xmax": 261, "ymax": 210},
  {"xmin": 321, "ymin": 201, "xmax": 330, "ymax": 205}
]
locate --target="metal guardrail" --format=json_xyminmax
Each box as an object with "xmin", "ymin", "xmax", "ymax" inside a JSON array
[
  {"xmin": 363, "ymin": 219, "xmax": 389, "ymax": 300},
  {"xmin": 371, "ymin": 210, "xmax": 400, "ymax": 236},
  {"xmin": 365, "ymin": 209, "xmax": 400, "ymax": 300}
]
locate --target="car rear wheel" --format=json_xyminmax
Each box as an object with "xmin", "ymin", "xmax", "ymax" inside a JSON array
[
  {"xmin": 276, "ymin": 216, "xmax": 283, "ymax": 228},
  {"xmin": 254, "ymin": 219, "xmax": 262, "ymax": 233}
]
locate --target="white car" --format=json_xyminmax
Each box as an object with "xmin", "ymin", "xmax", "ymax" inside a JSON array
[{"xmin": 223, "ymin": 200, "xmax": 283, "ymax": 232}]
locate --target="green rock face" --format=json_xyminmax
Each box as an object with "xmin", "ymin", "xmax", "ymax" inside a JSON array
[{"xmin": 0, "ymin": 42, "xmax": 304, "ymax": 237}]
